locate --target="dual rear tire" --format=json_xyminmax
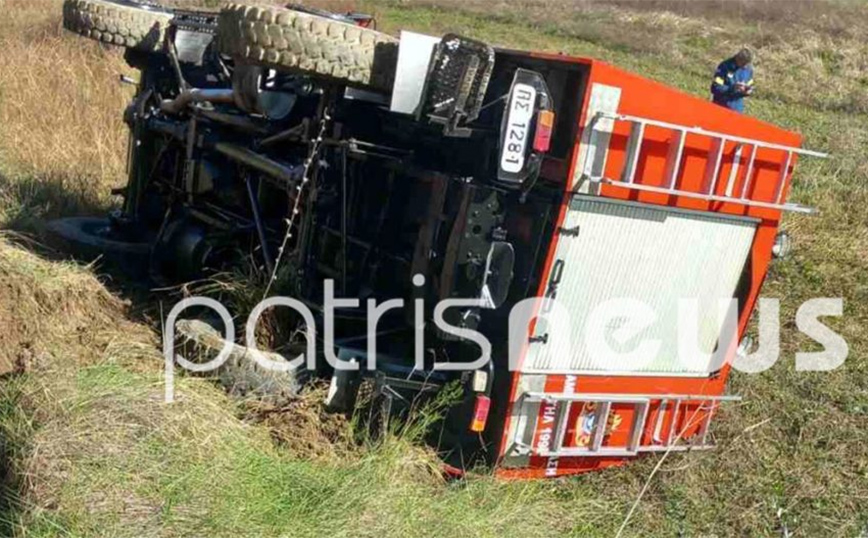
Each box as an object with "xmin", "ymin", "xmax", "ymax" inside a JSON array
[{"xmin": 62, "ymin": 0, "xmax": 399, "ymax": 91}]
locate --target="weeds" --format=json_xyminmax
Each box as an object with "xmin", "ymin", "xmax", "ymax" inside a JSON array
[{"xmin": 0, "ymin": 0, "xmax": 131, "ymax": 193}]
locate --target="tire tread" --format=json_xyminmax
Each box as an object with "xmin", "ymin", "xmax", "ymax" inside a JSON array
[
  {"xmin": 62, "ymin": 0, "xmax": 172, "ymax": 52},
  {"xmin": 217, "ymin": 3, "xmax": 398, "ymax": 91}
]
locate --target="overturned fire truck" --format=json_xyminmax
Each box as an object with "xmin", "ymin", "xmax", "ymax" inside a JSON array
[{"xmin": 53, "ymin": 0, "xmax": 826, "ymax": 478}]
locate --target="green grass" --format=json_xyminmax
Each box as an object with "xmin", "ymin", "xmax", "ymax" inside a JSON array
[
  {"xmin": 0, "ymin": 280, "xmax": 607, "ymax": 538},
  {"xmin": 0, "ymin": 0, "xmax": 866, "ymax": 537}
]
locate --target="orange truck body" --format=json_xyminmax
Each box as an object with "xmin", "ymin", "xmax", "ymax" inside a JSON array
[{"xmin": 492, "ymin": 53, "xmax": 814, "ymax": 479}]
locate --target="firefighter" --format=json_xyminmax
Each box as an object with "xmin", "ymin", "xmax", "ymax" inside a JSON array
[{"xmin": 711, "ymin": 48, "xmax": 754, "ymax": 113}]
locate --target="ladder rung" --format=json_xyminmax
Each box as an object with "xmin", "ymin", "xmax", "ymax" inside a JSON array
[
  {"xmin": 724, "ymin": 144, "xmax": 744, "ymax": 197},
  {"xmin": 775, "ymin": 151, "xmax": 793, "ymax": 203},
  {"xmin": 704, "ymin": 138, "xmax": 725, "ymax": 195},
  {"xmin": 664, "ymin": 130, "xmax": 685, "ymax": 189},
  {"xmin": 589, "ymin": 401, "xmax": 611, "ymax": 451},
  {"xmin": 739, "ymin": 144, "xmax": 757, "ymax": 199},
  {"xmin": 552, "ymin": 401, "xmax": 572, "ymax": 453},
  {"xmin": 652, "ymin": 399, "xmax": 668, "ymax": 444},
  {"xmin": 667, "ymin": 399, "xmax": 682, "ymax": 444},
  {"xmin": 621, "ymin": 121, "xmax": 645, "ymax": 184},
  {"xmin": 628, "ymin": 402, "xmax": 650, "ymax": 452},
  {"xmin": 699, "ymin": 401, "xmax": 717, "ymax": 446}
]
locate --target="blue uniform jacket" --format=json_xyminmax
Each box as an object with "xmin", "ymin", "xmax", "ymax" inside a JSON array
[{"xmin": 711, "ymin": 58, "xmax": 754, "ymax": 113}]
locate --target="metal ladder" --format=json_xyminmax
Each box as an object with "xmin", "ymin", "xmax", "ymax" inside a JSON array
[
  {"xmin": 586, "ymin": 112, "xmax": 828, "ymax": 214},
  {"xmin": 513, "ymin": 392, "xmax": 741, "ymax": 458}
]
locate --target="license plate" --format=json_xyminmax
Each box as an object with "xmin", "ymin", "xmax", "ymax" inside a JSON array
[{"xmin": 500, "ymin": 83, "xmax": 537, "ymax": 174}]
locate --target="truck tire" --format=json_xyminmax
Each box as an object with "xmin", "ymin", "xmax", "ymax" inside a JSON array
[
  {"xmin": 46, "ymin": 217, "xmax": 151, "ymax": 258},
  {"xmin": 176, "ymin": 319, "xmax": 307, "ymax": 402},
  {"xmin": 46, "ymin": 217, "xmax": 152, "ymax": 277},
  {"xmin": 217, "ymin": 4, "xmax": 399, "ymax": 92},
  {"xmin": 62, "ymin": 0, "xmax": 173, "ymax": 52}
]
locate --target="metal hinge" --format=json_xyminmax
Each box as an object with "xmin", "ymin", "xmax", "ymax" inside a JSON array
[{"xmin": 558, "ymin": 225, "xmax": 580, "ymax": 237}]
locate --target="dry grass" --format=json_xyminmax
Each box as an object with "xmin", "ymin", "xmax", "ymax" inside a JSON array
[
  {"xmin": 0, "ymin": 237, "xmax": 166, "ymax": 532},
  {"xmin": 0, "ymin": 239, "xmax": 574, "ymax": 538},
  {"xmin": 0, "ymin": 0, "xmax": 130, "ymax": 188},
  {"xmin": 0, "ymin": 0, "xmax": 134, "ymax": 235},
  {"xmin": 0, "ymin": 236, "xmax": 132, "ymax": 372}
]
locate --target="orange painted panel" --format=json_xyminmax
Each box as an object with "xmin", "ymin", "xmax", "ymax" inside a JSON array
[{"xmin": 497, "ymin": 57, "xmax": 805, "ymax": 479}]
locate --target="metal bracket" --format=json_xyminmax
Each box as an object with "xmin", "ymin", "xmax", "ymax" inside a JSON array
[{"xmin": 557, "ymin": 225, "xmax": 581, "ymax": 237}]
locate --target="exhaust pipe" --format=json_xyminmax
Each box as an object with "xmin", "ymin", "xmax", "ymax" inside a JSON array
[
  {"xmin": 159, "ymin": 65, "xmax": 295, "ymax": 119},
  {"xmin": 160, "ymin": 88, "xmax": 237, "ymax": 115}
]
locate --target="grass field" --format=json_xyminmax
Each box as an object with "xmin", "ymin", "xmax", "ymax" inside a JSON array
[{"xmin": 0, "ymin": 0, "xmax": 866, "ymax": 536}]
